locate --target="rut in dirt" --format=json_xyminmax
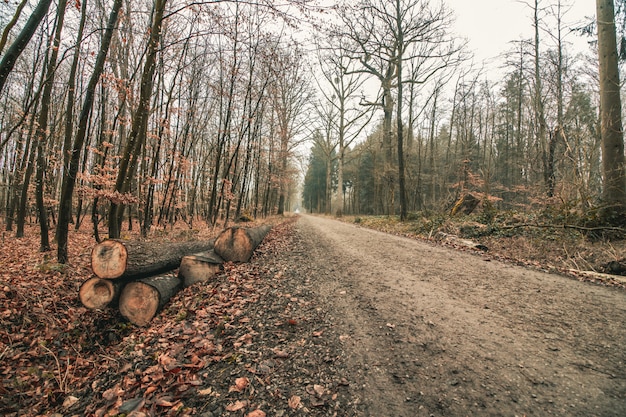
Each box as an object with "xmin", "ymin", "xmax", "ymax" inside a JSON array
[{"xmin": 295, "ymin": 214, "xmax": 626, "ymax": 417}]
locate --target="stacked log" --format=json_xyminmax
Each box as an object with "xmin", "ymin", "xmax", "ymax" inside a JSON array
[
  {"xmin": 79, "ymin": 277, "xmax": 123, "ymax": 310},
  {"xmin": 118, "ymin": 273, "xmax": 182, "ymax": 327},
  {"xmin": 178, "ymin": 250, "xmax": 223, "ymax": 287},
  {"xmin": 214, "ymin": 225, "xmax": 272, "ymax": 262},
  {"xmin": 79, "ymin": 224, "xmax": 272, "ymax": 326},
  {"xmin": 91, "ymin": 239, "xmax": 215, "ymax": 280}
]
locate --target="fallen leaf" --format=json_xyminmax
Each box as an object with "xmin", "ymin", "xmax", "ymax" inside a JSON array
[
  {"xmin": 198, "ymin": 387, "xmax": 214, "ymax": 396},
  {"xmin": 226, "ymin": 400, "xmax": 247, "ymax": 411},
  {"xmin": 62, "ymin": 395, "xmax": 79, "ymax": 408},
  {"xmin": 272, "ymin": 348, "xmax": 289, "ymax": 358},
  {"xmin": 246, "ymin": 410, "xmax": 266, "ymax": 417},
  {"xmin": 312, "ymin": 330, "xmax": 323, "ymax": 337},
  {"xmin": 155, "ymin": 397, "xmax": 174, "ymax": 407},
  {"xmin": 313, "ymin": 384, "xmax": 325, "ymax": 397},
  {"xmin": 229, "ymin": 376, "xmax": 250, "ymax": 392},
  {"xmin": 288, "ymin": 395, "xmax": 301, "ymax": 409},
  {"xmin": 102, "ymin": 386, "xmax": 122, "ymax": 402}
]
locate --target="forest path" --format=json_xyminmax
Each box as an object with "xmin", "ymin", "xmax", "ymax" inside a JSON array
[{"xmin": 295, "ymin": 214, "xmax": 626, "ymax": 417}]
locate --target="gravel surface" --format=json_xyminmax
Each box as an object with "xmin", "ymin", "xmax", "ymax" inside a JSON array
[
  {"xmin": 244, "ymin": 214, "xmax": 626, "ymax": 417},
  {"xmin": 42, "ymin": 214, "xmax": 626, "ymax": 416}
]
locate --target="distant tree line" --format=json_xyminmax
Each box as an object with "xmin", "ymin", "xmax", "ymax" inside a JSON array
[{"xmin": 303, "ymin": 0, "xmax": 625, "ymax": 226}]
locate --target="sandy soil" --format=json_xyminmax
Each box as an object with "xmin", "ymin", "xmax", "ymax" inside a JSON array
[{"xmin": 294, "ymin": 214, "xmax": 626, "ymax": 417}]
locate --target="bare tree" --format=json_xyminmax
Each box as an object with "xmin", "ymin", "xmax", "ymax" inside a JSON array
[
  {"xmin": 315, "ymin": 37, "xmax": 372, "ymax": 216},
  {"xmin": 269, "ymin": 44, "xmax": 312, "ymax": 215},
  {"xmin": 337, "ymin": 0, "xmax": 463, "ymax": 219},
  {"xmin": 57, "ymin": 0, "xmax": 123, "ymax": 263},
  {"xmin": 109, "ymin": 0, "xmax": 167, "ymax": 238}
]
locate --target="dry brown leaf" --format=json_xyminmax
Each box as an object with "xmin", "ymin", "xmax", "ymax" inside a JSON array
[
  {"xmin": 62, "ymin": 395, "xmax": 79, "ymax": 408},
  {"xmin": 198, "ymin": 387, "xmax": 214, "ymax": 396},
  {"xmin": 225, "ymin": 400, "xmax": 247, "ymax": 411},
  {"xmin": 102, "ymin": 386, "xmax": 122, "ymax": 402},
  {"xmin": 313, "ymin": 384, "xmax": 325, "ymax": 397},
  {"xmin": 229, "ymin": 376, "xmax": 250, "ymax": 392},
  {"xmin": 288, "ymin": 395, "xmax": 301, "ymax": 409},
  {"xmin": 155, "ymin": 398, "xmax": 174, "ymax": 407},
  {"xmin": 246, "ymin": 410, "xmax": 266, "ymax": 417},
  {"xmin": 272, "ymin": 348, "xmax": 289, "ymax": 358}
]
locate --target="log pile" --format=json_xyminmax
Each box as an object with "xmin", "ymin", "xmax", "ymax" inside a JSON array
[{"xmin": 79, "ymin": 224, "xmax": 272, "ymax": 326}]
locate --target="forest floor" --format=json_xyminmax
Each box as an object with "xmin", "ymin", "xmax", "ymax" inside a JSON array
[{"xmin": 0, "ymin": 212, "xmax": 625, "ymax": 416}]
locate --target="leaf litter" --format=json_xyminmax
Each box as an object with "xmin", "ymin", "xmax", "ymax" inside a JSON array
[{"xmin": 1, "ymin": 218, "xmax": 355, "ymax": 416}]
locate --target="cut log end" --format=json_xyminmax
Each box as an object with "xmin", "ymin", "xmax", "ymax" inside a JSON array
[
  {"xmin": 91, "ymin": 240, "xmax": 128, "ymax": 279},
  {"xmin": 179, "ymin": 251, "xmax": 223, "ymax": 287},
  {"xmin": 79, "ymin": 277, "xmax": 116, "ymax": 310},
  {"xmin": 214, "ymin": 228, "xmax": 253, "ymax": 262},
  {"xmin": 214, "ymin": 225, "xmax": 271, "ymax": 262},
  {"xmin": 119, "ymin": 274, "xmax": 181, "ymax": 326},
  {"xmin": 119, "ymin": 282, "xmax": 159, "ymax": 327}
]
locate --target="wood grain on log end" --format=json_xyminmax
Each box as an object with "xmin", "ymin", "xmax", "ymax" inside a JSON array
[
  {"xmin": 79, "ymin": 277, "xmax": 116, "ymax": 310},
  {"xmin": 179, "ymin": 251, "xmax": 223, "ymax": 287},
  {"xmin": 214, "ymin": 227, "xmax": 254, "ymax": 262},
  {"xmin": 119, "ymin": 274, "xmax": 181, "ymax": 327},
  {"xmin": 119, "ymin": 281, "xmax": 159, "ymax": 327},
  {"xmin": 91, "ymin": 240, "xmax": 127, "ymax": 279}
]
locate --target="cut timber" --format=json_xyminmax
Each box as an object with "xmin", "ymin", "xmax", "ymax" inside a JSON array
[
  {"xmin": 91, "ymin": 239, "xmax": 214, "ymax": 280},
  {"xmin": 79, "ymin": 277, "xmax": 123, "ymax": 310},
  {"xmin": 451, "ymin": 193, "xmax": 479, "ymax": 216},
  {"xmin": 119, "ymin": 273, "xmax": 181, "ymax": 326},
  {"xmin": 179, "ymin": 250, "xmax": 223, "ymax": 287},
  {"xmin": 437, "ymin": 232, "xmax": 488, "ymax": 252},
  {"xmin": 214, "ymin": 225, "xmax": 271, "ymax": 262}
]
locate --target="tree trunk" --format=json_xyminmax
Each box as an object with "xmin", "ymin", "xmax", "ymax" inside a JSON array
[
  {"xmin": 34, "ymin": 0, "xmax": 68, "ymax": 252},
  {"xmin": 109, "ymin": 0, "xmax": 167, "ymax": 238},
  {"xmin": 597, "ymin": 0, "xmax": 626, "ymax": 219},
  {"xmin": 214, "ymin": 224, "xmax": 271, "ymax": 262},
  {"xmin": 0, "ymin": 0, "xmax": 53, "ymax": 95},
  {"xmin": 91, "ymin": 239, "xmax": 215, "ymax": 280},
  {"xmin": 0, "ymin": 0, "xmax": 28, "ymax": 55},
  {"xmin": 396, "ymin": 0, "xmax": 407, "ymax": 221},
  {"xmin": 119, "ymin": 273, "xmax": 181, "ymax": 326},
  {"xmin": 178, "ymin": 250, "xmax": 223, "ymax": 287},
  {"xmin": 79, "ymin": 277, "xmax": 123, "ymax": 310},
  {"xmin": 57, "ymin": 0, "xmax": 123, "ymax": 263}
]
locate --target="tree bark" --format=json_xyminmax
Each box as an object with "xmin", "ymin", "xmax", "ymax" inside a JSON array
[
  {"xmin": 0, "ymin": 0, "xmax": 53, "ymax": 95},
  {"xmin": 178, "ymin": 250, "xmax": 223, "ymax": 287},
  {"xmin": 79, "ymin": 277, "xmax": 123, "ymax": 310},
  {"xmin": 214, "ymin": 225, "xmax": 271, "ymax": 262},
  {"xmin": 34, "ymin": 0, "xmax": 68, "ymax": 252},
  {"xmin": 119, "ymin": 274, "xmax": 181, "ymax": 326},
  {"xmin": 597, "ymin": 0, "xmax": 626, "ymax": 219},
  {"xmin": 91, "ymin": 239, "xmax": 215, "ymax": 280},
  {"xmin": 0, "ymin": 0, "xmax": 29, "ymax": 55}
]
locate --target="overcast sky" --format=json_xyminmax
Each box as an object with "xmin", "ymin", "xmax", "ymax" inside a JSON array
[{"xmin": 444, "ymin": 0, "xmax": 596, "ymax": 65}]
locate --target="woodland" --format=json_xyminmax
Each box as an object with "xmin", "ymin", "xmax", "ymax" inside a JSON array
[
  {"xmin": 0, "ymin": 0, "xmax": 625, "ymax": 415},
  {"xmin": 0, "ymin": 0, "xmax": 624, "ymax": 262}
]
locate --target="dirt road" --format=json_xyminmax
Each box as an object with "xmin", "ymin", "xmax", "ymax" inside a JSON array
[{"xmin": 294, "ymin": 214, "xmax": 626, "ymax": 417}]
